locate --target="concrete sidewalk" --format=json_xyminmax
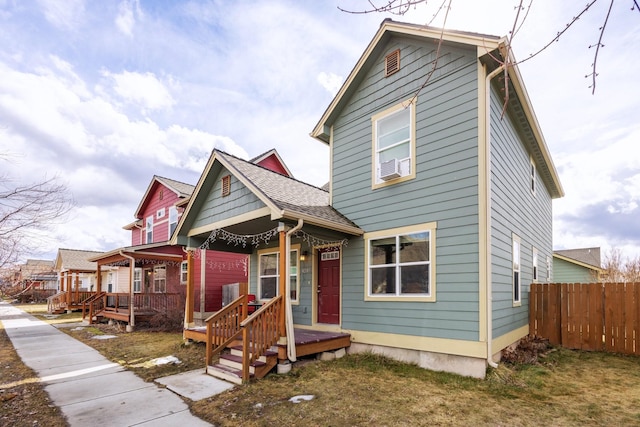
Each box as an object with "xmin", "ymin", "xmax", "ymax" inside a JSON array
[{"xmin": 0, "ymin": 301, "xmax": 212, "ymax": 427}]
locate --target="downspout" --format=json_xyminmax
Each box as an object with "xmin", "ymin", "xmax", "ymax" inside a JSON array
[
  {"xmin": 285, "ymin": 218, "xmax": 304, "ymax": 362},
  {"xmin": 485, "ymin": 60, "xmax": 506, "ymax": 369},
  {"xmin": 119, "ymin": 251, "xmax": 136, "ymax": 332}
]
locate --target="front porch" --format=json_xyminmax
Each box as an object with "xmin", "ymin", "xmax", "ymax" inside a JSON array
[
  {"xmin": 184, "ymin": 293, "xmax": 350, "ymax": 384},
  {"xmin": 84, "ymin": 292, "xmax": 183, "ymax": 325}
]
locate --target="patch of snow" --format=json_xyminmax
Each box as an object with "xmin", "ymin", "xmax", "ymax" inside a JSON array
[
  {"xmin": 289, "ymin": 395, "xmax": 315, "ymax": 403},
  {"xmin": 92, "ymin": 335, "xmax": 118, "ymax": 340}
]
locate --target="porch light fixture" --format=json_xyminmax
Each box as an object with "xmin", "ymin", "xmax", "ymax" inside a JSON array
[{"xmin": 300, "ymin": 251, "xmax": 309, "ymax": 262}]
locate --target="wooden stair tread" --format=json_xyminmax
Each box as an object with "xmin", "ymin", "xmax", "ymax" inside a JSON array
[
  {"xmin": 229, "ymin": 345, "xmax": 278, "ymax": 357},
  {"xmin": 221, "ymin": 353, "xmax": 267, "ymax": 367}
]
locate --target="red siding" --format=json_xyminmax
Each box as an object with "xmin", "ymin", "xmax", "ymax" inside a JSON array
[
  {"xmin": 133, "ymin": 181, "xmax": 184, "ymax": 244},
  {"xmin": 256, "ymin": 154, "xmax": 290, "ymax": 176},
  {"xmin": 192, "ymin": 250, "xmax": 248, "ymax": 312}
]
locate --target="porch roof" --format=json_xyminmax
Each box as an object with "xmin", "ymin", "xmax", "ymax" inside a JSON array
[
  {"xmin": 173, "ymin": 150, "xmax": 362, "ymax": 244},
  {"xmin": 88, "ymin": 242, "xmax": 184, "ymax": 266}
]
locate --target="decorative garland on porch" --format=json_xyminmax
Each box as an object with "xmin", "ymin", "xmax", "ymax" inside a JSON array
[
  {"xmin": 198, "ymin": 227, "xmax": 349, "ymax": 252},
  {"xmin": 103, "ymin": 258, "xmax": 181, "ymax": 267}
]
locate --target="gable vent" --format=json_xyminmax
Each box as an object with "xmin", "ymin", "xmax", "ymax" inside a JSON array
[
  {"xmin": 221, "ymin": 175, "xmax": 231, "ymax": 197},
  {"xmin": 385, "ymin": 49, "xmax": 400, "ymax": 77}
]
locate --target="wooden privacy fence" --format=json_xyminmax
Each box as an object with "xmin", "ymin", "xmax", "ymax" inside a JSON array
[{"xmin": 530, "ymin": 282, "xmax": 640, "ymax": 355}]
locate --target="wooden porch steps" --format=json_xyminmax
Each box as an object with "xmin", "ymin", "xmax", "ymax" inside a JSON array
[{"xmin": 206, "ymin": 347, "xmax": 278, "ymax": 385}]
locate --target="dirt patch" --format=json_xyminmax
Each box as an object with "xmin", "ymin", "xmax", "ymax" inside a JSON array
[{"xmin": 501, "ymin": 335, "xmax": 553, "ymax": 365}]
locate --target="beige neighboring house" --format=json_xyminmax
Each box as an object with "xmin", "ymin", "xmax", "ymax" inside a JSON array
[{"xmin": 19, "ymin": 259, "xmax": 56, "ymax": 289}]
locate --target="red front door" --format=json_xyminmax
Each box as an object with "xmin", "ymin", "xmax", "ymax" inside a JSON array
[{"xmin": 317, "ymin": 249, "xmax": 340, "ymax": 324}]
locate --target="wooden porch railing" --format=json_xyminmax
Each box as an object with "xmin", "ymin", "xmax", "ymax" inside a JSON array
[
  {"xmin": 240, "ymin": 295, "xmax": 283, "ymax": 383},
  {"xmin": 83, "ymin": 292, "xmax": 106, "ymax": 321},
  {"xmin": 204, "ymin": 294, "xmax": 283, "ymax": 383},
  {"xmin": 47, "ymin": 291, "xmax": 67, "ymax": 313},
  {"xmin": 85, "ymin": 292, "xmax": 182, "ymax": 324},
  {"xmin": 205, "ymin": 294, "xmax": 248, "ymax": 367}
]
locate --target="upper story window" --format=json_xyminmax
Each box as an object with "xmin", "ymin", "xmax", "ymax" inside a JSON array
[
  {"xmin": 365, "ymin": 223, "xmax": 436, "ymax": 302},
  {"xmin": 513, "ymin": 234, "xmax": 521, "ymax": 306},
  {"xmin": 169, "ymin": 206, "xmax": 178, "ymax": 237},
  {"xmin": 156, "ymin": 208, "xmax": 165, "ymax": 219},
  {"xmin": 146, "ymin": 215, "xmax": 153, "ymax": 243},
  {"xmin": 372, "ymin": 99, "xmax": 416, "ymax": 189}
]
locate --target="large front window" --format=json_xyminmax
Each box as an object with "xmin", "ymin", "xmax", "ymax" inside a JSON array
[
  {"xmin": 133, "ymin": 268, "xmax": 142, "ymax": 293},
  {"xmin": 365, "ymin": 223, "xmax": 436, "ymax": 301},
  {"xmin": 169, "ymin": 206, "xmax": 178, "ymax": 237},
  {"xmin": 372, "ymin": 99, "xmax": 416, "ymax": 188},
  {"xmin": 258, "ymin": 247, "xmax": 299, "ymax": 303}
]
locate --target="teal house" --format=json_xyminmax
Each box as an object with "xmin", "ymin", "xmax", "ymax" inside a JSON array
[
  {"xmin": 174, "ymin": 20, "xmax": 563, "ymax": 379},
  {"xmin": 553, "ymin": 248, "xmax": 602, "ymax": 283}
]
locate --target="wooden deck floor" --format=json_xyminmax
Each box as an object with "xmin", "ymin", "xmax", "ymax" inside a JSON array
[{"xmin": 184, "ymin": 327, "xmax": 351, "ymax": 359}]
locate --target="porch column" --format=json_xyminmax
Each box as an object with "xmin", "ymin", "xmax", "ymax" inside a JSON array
[
  {"xmin": 66, "ymin": 272, "xmax": 72, "ymax": 307},
  {"xmin": 279, "ymin": 228, "xmax": 287, "ymax": 338},
  {"xmin": 184, "ymin": 250, "xmax": 194, "ymax": 328},
  {"xmin": 60, "ymin": 272, "xmax": 66, "ymax": 293},
  {"xmin": 74, "ymin": 271, "xmax": 80, "ymax": 303},
  {"xmin": 96, "ymin": 265, "xmax": 102, "ymax": 293}
]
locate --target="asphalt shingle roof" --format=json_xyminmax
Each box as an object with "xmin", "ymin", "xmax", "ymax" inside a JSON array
[
  {"xmin": 554, "ymin": 247, "xmax": 601, "ymax": 269},
  {"xmin": 217, "ymin": 151, "xmax": 359, "ymax": 232},
  {"xmin": 57, "ymin": 248, "xmax": 104, "ymax": 271},
  {"xmin": 155, "ymin": 176, "xmax": 195, "ymax": 198}
]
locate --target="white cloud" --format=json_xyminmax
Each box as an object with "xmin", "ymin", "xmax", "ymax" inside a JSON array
[
  {"xmin": 37, "ymin": 0, "xmax": 85, "ymax": 31},
  {"xmin": 317, "ymin": 72, "xmax": 343, "ymax": 97},
  {"xmin": 103, "ymin": 70, "xmax": 175, "ymax": 112},
  {"xmin": 115, "ymin": 0, "xmax": 142, "ymax": 37}
]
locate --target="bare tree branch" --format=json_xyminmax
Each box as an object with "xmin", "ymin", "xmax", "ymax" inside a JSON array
[{"xmin": 587, "ymin": 0, "xmax": 614, "ymax": 94}]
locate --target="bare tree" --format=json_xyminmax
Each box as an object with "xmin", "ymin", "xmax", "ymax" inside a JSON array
[
  {"xmin": 0, "ymin": 172, "xmax": 74, "ymax": 269},
  {"xmin": 601, "ymin": 248, "xmax": 640, "ymax": 283}
]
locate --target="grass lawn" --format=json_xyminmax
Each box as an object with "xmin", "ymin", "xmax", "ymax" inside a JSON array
[{"xmin": 4, "ymin": 302, "xmax": 640, "ymax": 426}]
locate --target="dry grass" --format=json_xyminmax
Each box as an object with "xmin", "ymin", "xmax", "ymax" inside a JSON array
[
  {"xmin": 0, "ymin": 319, "xmax": 68, "ymax": 427},
  {"xmin": 5, "ymin": 302, "xmax": 640, "ymax": 426}
]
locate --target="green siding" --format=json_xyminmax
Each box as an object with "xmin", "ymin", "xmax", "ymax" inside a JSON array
[
  {"xmin": 331, "ymin": 36, "xmax": 482, "ymax": 341},
  {"xmin": 192, "ymin": 167, "xmax": 266, "ymax": 230},
  {"xmin": 553, "ymin": 258, "xmax": 598, "ymax": 283},
  {"xmin": 488, "ymin": 84, "xmax": 554, "ymax": 338}
]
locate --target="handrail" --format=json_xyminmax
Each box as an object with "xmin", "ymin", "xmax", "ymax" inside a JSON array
[
  {"xmin": 83, "ymin": 292, "xmax": 106, "ymax": 320},
  {"xmin": 239, "ymin": 295, "xmax": 283, "ymax": 383},
  {"xmin": 205, "ymin": 294, "xmax": 248, "ymax": 366},
  {"xmin": 47, "ymin": 291, "xmax": 67, "ymax": 313}
]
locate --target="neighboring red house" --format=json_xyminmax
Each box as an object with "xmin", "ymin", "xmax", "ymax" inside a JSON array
[{"xmin": 89, "ymin": 149, "xmax": 292, "ymax": 328}]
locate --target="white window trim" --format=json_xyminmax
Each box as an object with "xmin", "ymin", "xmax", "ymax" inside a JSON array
[
  {"xmin": 180, "ymin": 261, "xmax": 188, "ymax": 284},
  {"xmin": 257, "ymin": 244, "xmax": 300, "ymax": 304},
  {"xmin": 153, "ymin": 265, "xmax": 166, "ymax": 293},
  {"xmin": 146, "ymin": 215, "xmax": 153, "ymax": 244},
  {"xmin": 530, "ymin": 158, "xmax": 537, "ymax": 196},
  {"xmin": 364, "ymin": 222, "xmax": 436, "ymax": 302},
  {"xmin": 532, "ymin": 247, "xmax": 538, "ymax": 283},
  {"xmin": 169, "ymin": 206, "xmax": 178, "ymax": 237},
  {"xmin": 513, "ymin": 234, "xmax": 522, "ymax": 306},
  {"xmin": 546, "ymin": 255, "xmax": 552, "ymax": 282},
  {"xmin": 156, "ymin": 208, "xmax": 165, "ymax": 219},
  {"xmin": 133, "ymin": 268, "xmax": 142, "ymax": 293},
  {"xmin": 371, "ymin": 98, "xmax": 417, "ymax": 189}
]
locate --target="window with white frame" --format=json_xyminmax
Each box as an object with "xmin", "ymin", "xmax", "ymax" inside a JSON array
[
  {"xmin": 107, "ymin": 272, "xmax": 113, "ymax": 293},
  {"xmin": 169, "ymin": 206, "xmax": 178, "ymax": 237},
  {"xmin": 156, "ymin": 208, "xmax": 165, "ymax": 219},
  {"xmin": 180, "ymin": 261, "xmax": 188, "ymax": 284},
  {"xmin": 372, "ymin": 99, "xmax": 416, "ymax": 188},
  {"xmin": 153, "ymin": 265, "xmax": 166, "ymax": 293},
  {"xmin": 133, "ymin": 268, "xmax": 142, "ymax": 293},
  {"xmin": 530, "ymin": 160, "xmax": 536, "ymax": 195},
  {"xmin": 365, "ymin": 223, "xmax": 436, "ymax": 301},
  {"xmin": 532, "ymin": 247, "xmax": 538, "ymax": 283},
  {"xmin": 146, "ymin": 215, "xmax": 153, "ymax": 243},
  {"xmin": 257, "ymin": 247, "xmax": 299, "ymax": 303},
  {"xmin": 546, "ymin": 256, "xmax": 552, "ymax": 281},
  {"xmin": 513, "ymin": 235, "xmax": 521, "ymax": 305}
]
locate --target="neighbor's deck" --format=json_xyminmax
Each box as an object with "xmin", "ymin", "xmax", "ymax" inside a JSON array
[{"xmin": 184, "ymin": 327, "xmax": 351, "ymax": 359}]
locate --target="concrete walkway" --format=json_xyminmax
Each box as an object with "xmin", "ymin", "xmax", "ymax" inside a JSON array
[{"xmin": 0, "ymin": 301, "xmax": 212, "ymax": 426}]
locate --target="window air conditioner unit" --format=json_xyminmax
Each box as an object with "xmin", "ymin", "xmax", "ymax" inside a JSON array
[{"xmin": 379, "ymin": 158, "xmax": 402, "ymax": 181}]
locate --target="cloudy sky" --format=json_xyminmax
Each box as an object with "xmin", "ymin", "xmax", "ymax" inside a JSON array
[{"xmin": 1, "ymin": 0, "xmax": 639, "ymax": 263}]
